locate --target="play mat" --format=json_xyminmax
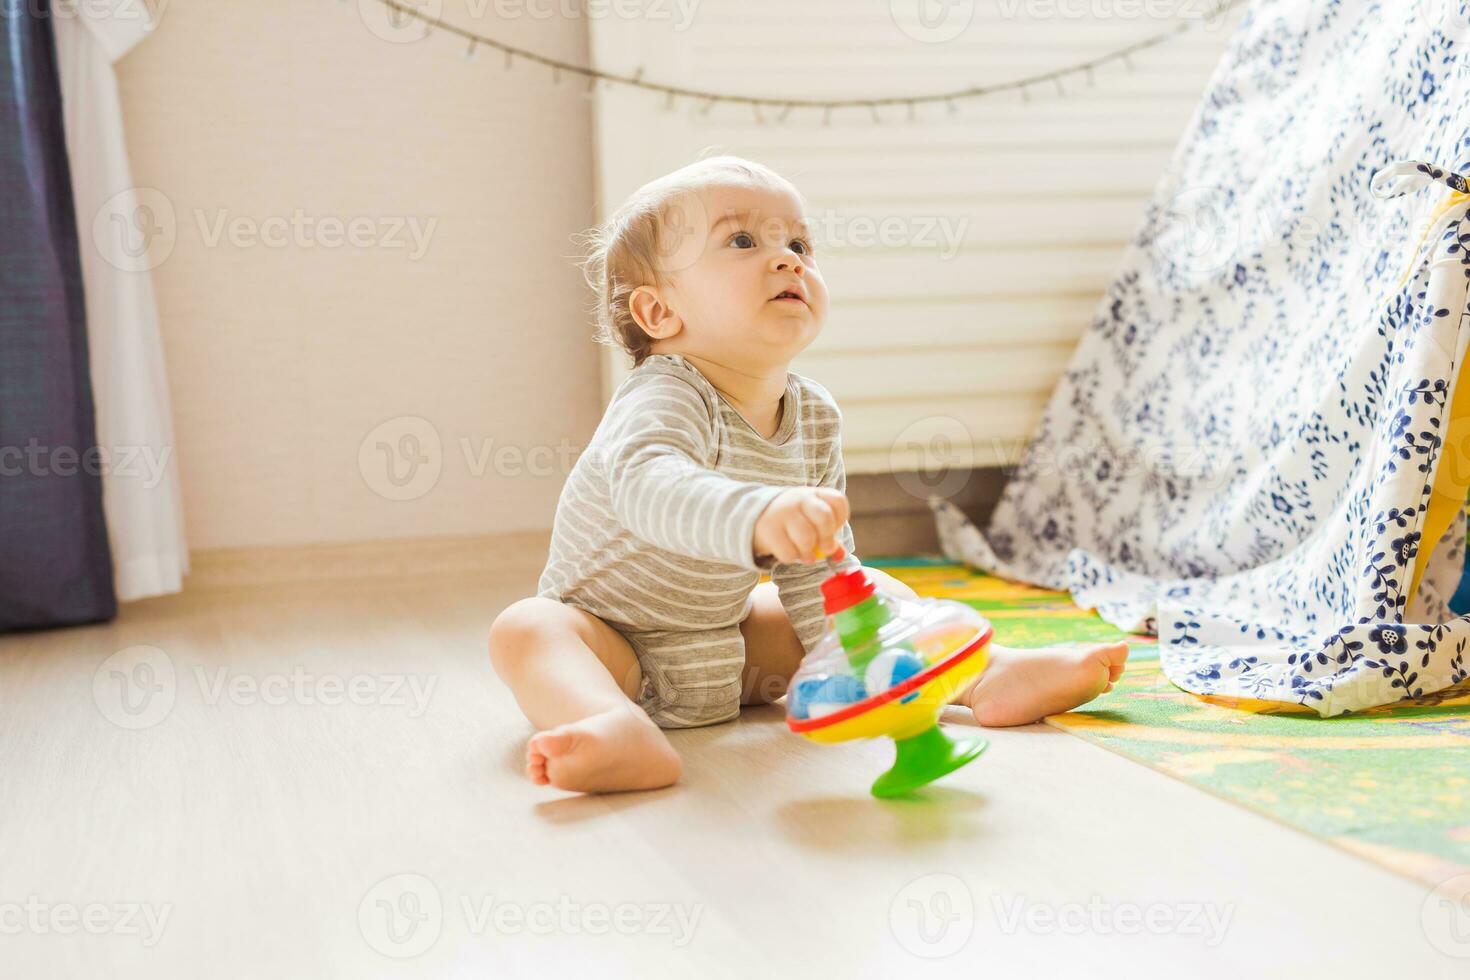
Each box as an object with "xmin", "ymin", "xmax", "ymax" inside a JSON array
[{"xmin": 874, "ymin": 557, "xmax": 1470, "ymax": 888}]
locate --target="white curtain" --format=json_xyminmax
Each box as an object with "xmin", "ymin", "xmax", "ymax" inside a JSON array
[{"xmin": 54, "ymin": 0, "xmax": 188, "ymax": 601}]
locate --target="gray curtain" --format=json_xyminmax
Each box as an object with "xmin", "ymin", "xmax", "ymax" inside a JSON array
[{"xmin": 0, "ymin": 0, "xmax": 117, "ymax": 630}]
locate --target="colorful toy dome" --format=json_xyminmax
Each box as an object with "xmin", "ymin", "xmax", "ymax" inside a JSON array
[{"xmin": 787, "ymin": 563, "xmax": 993, "ymax": 798}]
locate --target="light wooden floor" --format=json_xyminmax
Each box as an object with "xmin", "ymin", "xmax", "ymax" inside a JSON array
[{"xmin": 1, "ymin": 541, "xmax": 1463, "ymax": 979}]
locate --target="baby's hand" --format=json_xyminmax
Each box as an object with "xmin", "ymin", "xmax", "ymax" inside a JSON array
[{"xmin": 753, "ymin": 488, "xmax": 850, "ymax": 565}]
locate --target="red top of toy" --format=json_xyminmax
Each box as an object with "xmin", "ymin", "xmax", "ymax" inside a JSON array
[{"xmin": 820, "ymin": 547, "xmax": 875, "ymax": 615}]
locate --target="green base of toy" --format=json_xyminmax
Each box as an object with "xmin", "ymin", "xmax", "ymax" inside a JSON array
[{"xmin": 870, "ymin": 723, "xmax": 988, "ymax": 798}]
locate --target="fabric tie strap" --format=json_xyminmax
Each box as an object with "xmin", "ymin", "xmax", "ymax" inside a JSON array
[{"xmin": 1371, "ymin": 158, "xmax": 1470, "ymax": 199}]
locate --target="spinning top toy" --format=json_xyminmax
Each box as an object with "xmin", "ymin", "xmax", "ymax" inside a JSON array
[{"xmin": 786, "ymin": 552, "xmax": 993, "ymax": 798}]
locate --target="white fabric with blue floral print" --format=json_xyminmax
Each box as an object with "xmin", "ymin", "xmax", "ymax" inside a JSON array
[{"xmin": 931, "ymin": 0, "xmax": 1470, "ymax": 715}]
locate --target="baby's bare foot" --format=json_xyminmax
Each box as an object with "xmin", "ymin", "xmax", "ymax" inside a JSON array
[
  {"xmin": 525, "ymin": 706, "xmax": 682, "ymax": 793},
  {"xmin": 961, "ymin": 642, "xmax": 1129, "ymax": 727}
]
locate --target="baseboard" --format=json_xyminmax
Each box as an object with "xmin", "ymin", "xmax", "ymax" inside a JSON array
[
  {"xmin": 847, "ymin": 466, "xmax": 1006, "ymax": 556},
  {"xmin": 185, "ymin": 530, "xmax": 552, "ymax": 592},
  {"xmin": 179, "ymin": 468, "xmax": 1004, "ymax": 591}
]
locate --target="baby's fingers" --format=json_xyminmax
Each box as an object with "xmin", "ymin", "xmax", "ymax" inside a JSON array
[
  {"xmin": 796, "ymin": 501, "xmax": 841, "ymax": 558},
  {"xmin": 797, "ymin": 495, "xmax": 837, "ymax": 535},
  {"xmin": 813, "ymin": 488, "xmax": 850, "ymax": 527},
  {"xmin": 785, "ymin": 514, "xmax": 819, "ymax": 561}
]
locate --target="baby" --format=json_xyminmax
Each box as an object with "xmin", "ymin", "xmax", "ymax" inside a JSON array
[{"xmin": 489, "ymin": 156, "xmax": 1128, "ymax": 794}]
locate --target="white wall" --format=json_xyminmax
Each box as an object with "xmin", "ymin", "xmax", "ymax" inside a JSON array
[
  {"xmin": 111, "ymin": 1, "xmax": 1238, "ymax": 551},
  {"xmin": 589, "ymin": 0, "xmax": 1241, "ymax": 474},
  {"xmin": 116, "ymin": 0, "xmax": 603, "ymax": 550}
]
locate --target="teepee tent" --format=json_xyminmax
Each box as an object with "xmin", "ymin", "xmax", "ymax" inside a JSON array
[{"xmin": 935, "ymin": 0, "xmax": 1470, "ymax": 715}]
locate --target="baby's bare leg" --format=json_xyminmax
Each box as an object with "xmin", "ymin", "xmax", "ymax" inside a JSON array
[
  {"xmin": 847, "ymin": 568, "xmax": 1131, "ymax": 726},
  {"xmin": 489, "ymin": 597, "xmax": 681, "ymax": 793},
  {"xmin": 873, "ymin": 572, "xmax": 1131, "ymax": 724},
  {"xmin": 738, "ymin": 581, "xmax": 807, "ymax": 704},
  {"xmin": 954, "ymin": 642, "xmax": 1129, "ymax": 727},
  {"xmin": 739, "ymin": 568, "xmax": 918, "ymax": 705}
]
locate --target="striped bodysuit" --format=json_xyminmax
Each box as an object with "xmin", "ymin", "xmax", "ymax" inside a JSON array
[{"xmin": 537, "ymin": 353, "xmax": 857, "ymax": 728}]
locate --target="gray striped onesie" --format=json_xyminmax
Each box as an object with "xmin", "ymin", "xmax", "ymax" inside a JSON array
[{"xmin": 537, "ymin": 353, "xmax": 858, "ymax": 728}]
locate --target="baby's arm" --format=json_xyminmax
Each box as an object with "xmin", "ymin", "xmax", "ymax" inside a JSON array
[
  {"xmin": 602, "ymin": 373, "xmax": 787, "ymax": 569},
  {"xmin": 769, "ymin": 437, "xmax": 860, "ymax": 654}
]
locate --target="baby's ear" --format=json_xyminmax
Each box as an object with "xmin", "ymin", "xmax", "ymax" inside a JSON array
[{"xmin": 628, "ymin": 286, "xmax": 682, "ymax": 340}]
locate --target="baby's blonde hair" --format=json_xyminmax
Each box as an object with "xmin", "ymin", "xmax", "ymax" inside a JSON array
[{"xmin": 579, "ymin": 154, "xmax": 802, "ymax": 366}]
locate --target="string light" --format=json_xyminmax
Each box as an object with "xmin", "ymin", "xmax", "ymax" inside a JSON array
[{"xmin": 366, "ymin": 0, "xmax": 1247, "ymax": 123}]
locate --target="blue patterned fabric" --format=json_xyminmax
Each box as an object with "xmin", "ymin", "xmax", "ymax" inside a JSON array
[
  {"xmin": 932, "ymin": 0, "xmax": 1470, "ymax": 715},
  {"xmin": 0, "ymin": 2, "xmax": 117, "ymax": 630}
]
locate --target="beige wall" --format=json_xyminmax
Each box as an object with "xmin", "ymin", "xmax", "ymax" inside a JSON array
[{"xmin": 116, "ymin": 0, "xmax": 602, "ymax": 550}]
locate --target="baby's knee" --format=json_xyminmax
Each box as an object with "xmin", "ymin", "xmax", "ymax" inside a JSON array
[{"xmin": 488, "ymin": 597, "xmax": 563, "ymax": 674}]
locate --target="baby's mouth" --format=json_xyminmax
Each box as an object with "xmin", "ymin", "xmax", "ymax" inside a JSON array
[{"xmin": 771, "ymin": 290, "xmax": 806, "ymax": 304}]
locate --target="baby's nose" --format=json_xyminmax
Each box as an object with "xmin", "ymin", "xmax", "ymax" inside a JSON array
[{"xmin": 772, "ymin": 253, "xmax": 805, "ymax": 274}]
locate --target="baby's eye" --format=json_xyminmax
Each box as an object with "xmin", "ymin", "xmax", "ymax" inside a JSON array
[
  {"xmin": 729, "ymin": 231, "xmax": 756, "ymax": 249},
  {"xmin": 791, "ymin": 238, "xmax": 813, "ymax": 256}
]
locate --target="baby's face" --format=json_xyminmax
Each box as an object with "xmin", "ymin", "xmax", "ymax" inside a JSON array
[{"xmin": 656, "ymin": 181, "xmax": 829, "ymax": 368}]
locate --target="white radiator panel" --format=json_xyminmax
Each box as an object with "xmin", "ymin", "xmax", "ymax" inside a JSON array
[{"xmin": 588, "ymin": 1, "xmax": 1240, "ymax": 473}]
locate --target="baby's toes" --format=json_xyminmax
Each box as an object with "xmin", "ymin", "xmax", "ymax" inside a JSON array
[
  {"xmin": 530, "ymin": 727, "xmax": 577, "ymax": 759},
  {"xmin": 1100, "ymin": 642, "xmax": 1129, "ymax": 680}
]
